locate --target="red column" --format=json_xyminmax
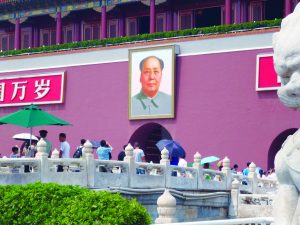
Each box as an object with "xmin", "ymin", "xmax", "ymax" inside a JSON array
[
  {"xmin": 285, "ymin": 0, "xmax": 292, "ymax": 16},
  {"xmin": 14, "ymin": 18, "xmax": 20, "ymax": 50},
  {"xmin": 101, "ymin": 3, "xmax": 107, "ymax": 39},
  {"xmin": 56, "ymin": 12, "xmax": 62, "ymax": 45},
  {"xmin": 150, "ymin": 0, "xmax": 156, "ymax": 33},
  {"xmin": 225, "ymin": 0, "xmax": 232, "ymax": 24}
]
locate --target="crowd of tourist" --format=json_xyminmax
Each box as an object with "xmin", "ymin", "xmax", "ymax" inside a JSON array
[{"xmin": 4, "ymin": 132, "xmax": 277, "ymax": 180}]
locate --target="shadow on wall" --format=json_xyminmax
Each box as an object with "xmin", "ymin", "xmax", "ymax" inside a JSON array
[{"xmin": 128, "ymin": 123, "xmax": 172, "ymax": 163}]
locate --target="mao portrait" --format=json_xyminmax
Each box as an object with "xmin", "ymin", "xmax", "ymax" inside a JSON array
[{"xmin": 128, "ymin": 45, "xmax": 175, "ymax": 120}]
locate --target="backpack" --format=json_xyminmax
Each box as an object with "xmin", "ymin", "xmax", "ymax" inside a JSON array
[{"xmin": 73, "ymin": 147, "xmax": 83, "ymax": 158}]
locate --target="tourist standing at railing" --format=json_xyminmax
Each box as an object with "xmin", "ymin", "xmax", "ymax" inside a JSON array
[
  {"xmin": 242, "ymin": 162, "xmax": 251, "ymax": 176},
  {"xmin": 59, "ymin": 133, "xmax": 70, "ymax": 158},
  {"xmin": 133, "ymin": 142, "xmax": 145, "ymax": 162},
  {"xmin": 73, "ymin": 139, "xmax": 86, "ymax": 158},
  {"xmin": 97, "ymin": 140, "xmax": 113, "ymax": 160},
  {"xmin": 266, "ymin": 168, "xmax": 276, "ymax": 180},
  {"xmin": 10, "ymin": 146, "xmax": 20, "ymax": 158},
  {"xmin": 117, "ymin": 145, "xmax": 127, "ymax": 161},
  {"xmin": 178, "ymin": 156, "xmax": 187, "ymax": 167},
  {"xmin": 39, "ymin": 130, "xmax": 52, "ymax": 157},
  {"xmin": 231, "ymin": 164, "xmax": 239, "ymax": 174}
]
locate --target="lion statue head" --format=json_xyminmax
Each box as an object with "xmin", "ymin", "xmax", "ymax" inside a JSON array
[{"xmin": 273, "ymin": 3, "xmax": 300, "ymax": 109}]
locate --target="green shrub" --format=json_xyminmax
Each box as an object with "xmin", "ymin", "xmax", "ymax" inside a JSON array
[
  {"xmin": 0, "ymin": 182, "xmax": 152, "ymax": 225},
  {"xmin": 0, "ymin": 18, "xmax": 281, "ymax": 58}
]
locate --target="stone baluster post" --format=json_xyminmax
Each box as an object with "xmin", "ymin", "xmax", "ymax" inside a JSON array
[
  {"xmin": 248, "ymin": 162, "xmax": 257, "ymax": 193},
  {"xmin": 229, "ymin": 178, "xmax": 240, "ymax": 218},
  {"xmin": 35, "ymin": 138, "xmax": 49, "ymax": 183},
  {"xmin": 84, "ymin": 140, "xmax": 94, "ymax": 188},
  {"xmin": 124, "ymin": 143, "xmax": 135, "ymax": 187},
  {"xmin": 51, "ymin": 148, "xmax": 60, "ymax": 159},
  {"xmin": 50, "ymin": 148, "xmax": 60, "ymax": 173},
  {"xmin": 160, "ymin": 147, "xmax": 170, "ymax": 187},
  {"xmin": 193, "ymin": 152, "xmax": 203, "ymax": 189},
  {"xmin": 155, "ymin": 189, "xmax": 177, "ymax": 224},
  {"xmin": 221, "ymin": 156, "xmax": 232, "ymax": 190},
  {"xmin": 160, "ymin": 147, "xmax": 170, "ymax": 165}
]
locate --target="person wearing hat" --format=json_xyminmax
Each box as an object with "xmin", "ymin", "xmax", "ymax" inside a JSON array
[{"xmin": 39, "ymin": 130, "xmax": 52, "ymax": 157}]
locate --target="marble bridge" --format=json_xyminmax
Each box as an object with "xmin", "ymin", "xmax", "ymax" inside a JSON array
[{"xmin": 0, "ymin": 139, "xmax": 277, "ymax": 223}]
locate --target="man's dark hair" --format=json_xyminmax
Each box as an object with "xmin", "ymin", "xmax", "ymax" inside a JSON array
[
  {"xmin": 80, "ymin": 139, "xmax": 86, "ymax": 145},
  {"xmin": 39, "ymin": 130, "xmax": 48, "ymax": 138},
  {"xmin": 59, "ymin": 133, "xmax": 66, "ymax": 138},
  {"xmin": 247, "ymin": 162, "xmax": 251, "ymax": 167},
  {"xmin": 133, "ymin": 142, "xmax": 139, "ymax": 148},
  {"xmin": 233, "ymin": 164, "xmax": 238, "ymax": 169},
  {"xmin": 139, "ymin": 56, "xmax": 164, "ymax": 71},
  {"xmin": 100, "ymin": 140, "xmax": 107, "ymax": 147},
  {"xmin": 12, "ymin": 146, "xmax": 18, "ymax": 152}
]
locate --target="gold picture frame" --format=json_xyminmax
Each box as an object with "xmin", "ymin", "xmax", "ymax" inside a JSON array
[{"xmin": 128, "ymin": 45, "xmax": 176, "ymax": 120}]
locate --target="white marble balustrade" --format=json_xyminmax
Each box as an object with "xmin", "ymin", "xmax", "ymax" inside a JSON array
[
  {"xmin": 0, "ymin": 158, "xmax": 40, "ymax": 185},
  {"xmin": 0, "ymin": 140, "xmax": 278, "ymax": 194}
]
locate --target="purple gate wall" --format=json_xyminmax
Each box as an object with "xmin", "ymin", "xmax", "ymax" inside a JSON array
[{"xmin": 0, "ymin": 47, "xmax": 299, "ymax": 170}]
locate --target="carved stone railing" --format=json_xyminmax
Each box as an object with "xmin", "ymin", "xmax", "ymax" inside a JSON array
[
  {"xmin": 94, "ymin": 160, "xmax": 129, "ymax": 188},
  {"xmin": 46, "ymin": 158, "xmax": 87, "ymax": 186},
  {"xmin": 151, "ymin": 217, "xmax": 274, "ymax": 225},
  {"xmin": 0, "ymin": 158, "xmax": 40, "ymax": 185},
  {"xmin": 202, "ymin": 169, "xmax": 227, "ymax": 190},
  {"xmin": 232, "ymin": 174, "xmax": 254, "ymax": 193},
  {"xmin": 131, "ymin": 161, "xmax": 166, "ymax": 189},
  {"xmin": 0, "ymin": 140, "xmax": 278, "ymax": 195},
  {"xmin": 166, "ymin": 165, "xmax": 198, "ymax": 190},
  {"xmin": 229, "ymin": 177, "xmax": 275, "ymax": 219}
]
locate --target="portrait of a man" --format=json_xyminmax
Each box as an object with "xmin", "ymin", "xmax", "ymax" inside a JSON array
[{"xmin": 128, "ymin": 46, "xmax": 175, "ymax": 120}]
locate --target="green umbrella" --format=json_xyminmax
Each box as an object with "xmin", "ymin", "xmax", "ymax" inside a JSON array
[{"xmin": 0, "ymin": 103, "xmax": 71, "ymax": 146}]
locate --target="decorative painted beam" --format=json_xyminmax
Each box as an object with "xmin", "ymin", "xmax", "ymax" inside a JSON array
[
  {"xmin": 0, "ymin": 1, "xmax": 101, "ymax": 21},
  {"xmin": 0, "ymin": 0, "xmax": 163, "ymax": 22}
]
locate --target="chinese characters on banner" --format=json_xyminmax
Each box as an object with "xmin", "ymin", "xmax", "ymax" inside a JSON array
[
  {"xmin": 0, "ymin": 72, "xmax": 65, "ymax": 107},
  {"xmin": 256, "ymin": 54, "xmax": 281, "ymax": 91}
]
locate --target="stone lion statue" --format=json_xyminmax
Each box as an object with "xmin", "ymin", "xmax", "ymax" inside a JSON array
[{"xmin": 272, "ymin": 3, "xmax": 300, "ymax": 225}]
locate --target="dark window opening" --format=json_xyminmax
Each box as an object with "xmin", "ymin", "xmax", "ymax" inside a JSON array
[
  {"xmin": 138, "ymin": 16, "xmax": 150, "ymax": 34},
  {"xmin": 1, "ymin": 36, "xmax": 8, "ymax": 51},
  {"xmin": 180, "ymin": 12, "xmax": 192, "ymax": 29},
  {"xmin": 268, "ymin": 128, "xmax": 298, "ymax": 169},
  {"xmin": 195, "ymin": 7, "xmax": 221, "ymax": 28},
  {"xmin": 156, "ymin": 16, "xmax": 164, "ymax": 32},
  {"xmin": 265, "ymin": 0, "xmax": 284, "ymax": 20},
  {"xmin": 128, "ymin": 123, "xmax": 172, "ymax": 163},
  {"xmin": 9, "ymin": 35, "xmax": 14, "ymax": 50},
  {"xmin": 23, "ymin": 33, "xmax": 30, "ymax": 48}
]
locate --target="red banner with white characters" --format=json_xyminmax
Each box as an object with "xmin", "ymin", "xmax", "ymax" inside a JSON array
[
  {"xmin": 0, "ymin": 72, "xmax": 65, "ymax": 107},
  {"xmin": 256, "ymin": 54, "xmax": 281, "ymax": 91}
]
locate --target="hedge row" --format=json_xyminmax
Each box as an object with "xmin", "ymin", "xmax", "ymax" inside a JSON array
[
  {"xmin": 0, "ymin": 182, "xmax": 152, "ymax": 225},
  {"xmin": 0, "ymin": 18, "xmax": 281, "ymax": 58}
]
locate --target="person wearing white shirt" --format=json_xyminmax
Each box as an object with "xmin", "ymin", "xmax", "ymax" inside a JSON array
[
  {"xmin": 59, "ymin": 133, "xmax": 70, "ymax": 158},
  {"xmin": 133, "ymin": 142, "xmax": 145, "ymax": 162},
  {"xmin": 178, "ymin": 157, "xmax": 187, "ymax": 167}
]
